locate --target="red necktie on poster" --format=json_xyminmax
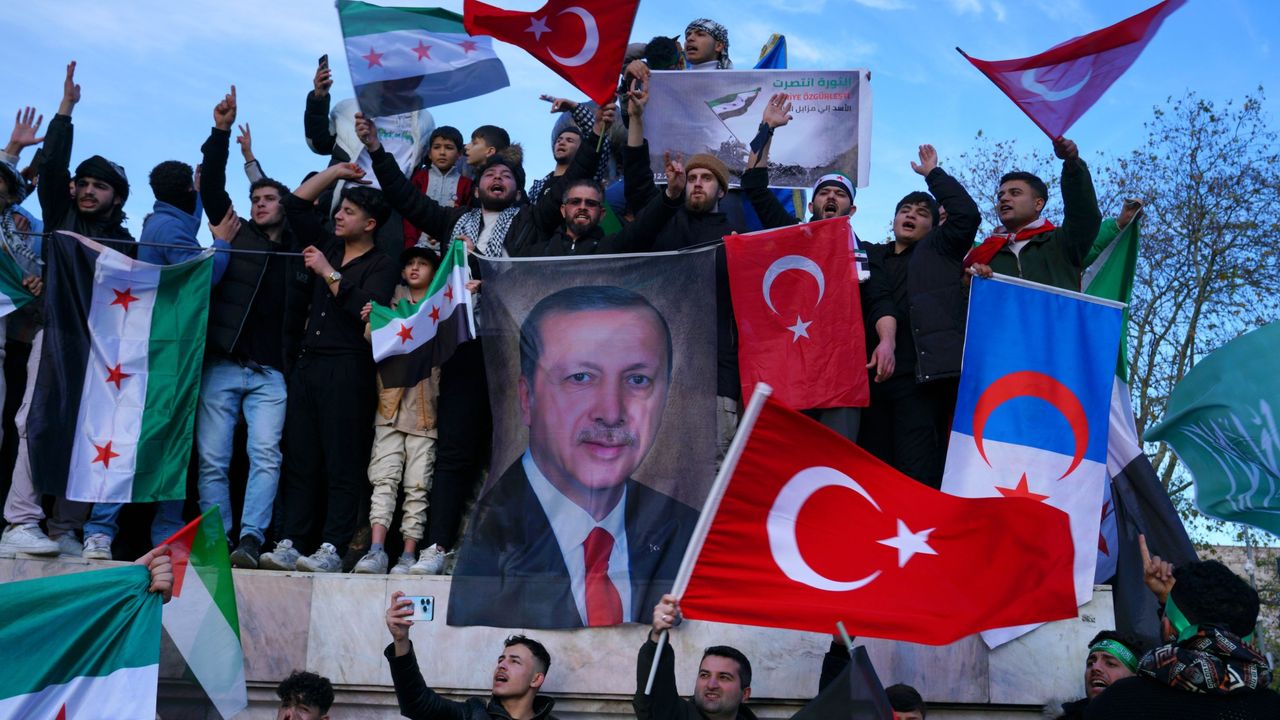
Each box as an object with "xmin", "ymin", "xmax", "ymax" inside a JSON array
[
  {"xmin": 463, "ymin": 0, "xmax": 639, "ymax": 106},
  {"xmin": 584, "ymin": 527, "xmax": 622, "ymax": 626},
  {"xmin": 957, "ymin": 0, "xmax": 1185, "ymax": 139}
]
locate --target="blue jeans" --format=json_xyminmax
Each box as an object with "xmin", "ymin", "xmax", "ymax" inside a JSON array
[
  {"xmin": 84, "ymin": 500, "xmax": 185, "ymax": 546},
  {"xmin": 195, "ymin": 357, "xmax": 287, "ymax": 543}
]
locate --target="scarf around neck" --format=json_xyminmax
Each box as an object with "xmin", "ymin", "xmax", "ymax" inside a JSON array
[
  {"xmin": 1139, "ymin": 625, "xmax": 1272, "ymax": 695},
  {"xmin": 452, "ymin": 206, "xmax": 519, "ymax": 258},
  {"xmin": 962, "ymin": 217, "xmax": 1056, "ymax": 268}
]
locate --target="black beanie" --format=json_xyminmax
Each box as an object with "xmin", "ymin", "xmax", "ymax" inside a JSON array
[{"xmin": 75, "ymin": 155, "xmax": 130, "ymax": 205}]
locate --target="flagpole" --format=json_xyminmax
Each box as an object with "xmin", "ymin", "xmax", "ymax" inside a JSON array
[{"xmin": 643, "ymin": 382, "xmax": 774, "ymax": 695}]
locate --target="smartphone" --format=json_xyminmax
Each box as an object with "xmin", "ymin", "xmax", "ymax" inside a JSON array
[
  {"xmin": 403, "ymin": 595, "xmax": 434, "ymax": 622},
  {"xmin": 318, "ymin": 54, "xmax": 329, "ymax": 70}
]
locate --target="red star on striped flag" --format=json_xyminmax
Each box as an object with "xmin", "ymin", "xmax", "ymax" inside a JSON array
[
  {"xmin": 92, "ymin": 441, "xmax": 120, "ymax": 468},
  {"xmin": 111, "ymin": 288, "xmax": 139, "ymax": 311}
]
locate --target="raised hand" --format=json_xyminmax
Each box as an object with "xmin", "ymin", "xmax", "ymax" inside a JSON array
[
  {"xmin": 910, "ymin": 144, "xmax": 938, "ymax": 177},
  {"xmin": 541, "ymin": 95, "xmax": 577, "ymax": 113},
  {"xmin": 626, "ymin": 79, "xmax": 649, "ymax": 119},
  {"xmin": 58, "ymin": 61, "xmax": 81, "ymax": 116},
  {"xmin": 650, "ymin": 593, "xmax": 681, "ymax": 641},
  {"xmin": 354, "ymin": 112, "xmax": 381, "ymax": 152},
  {"xmin": 594, "ymin": 102, "xmax": 617, "ymax": 135},
  {"xmin": 1053, "ymin": 136, "xmax": 1079, "ymax": 162},
  {"xmin": 386, "ymin": 590, "xmax": 414, "ymax": 643},
  {"xmin": 1139, "ymin": 534, "xmax": 1175, "ymax": 604},
  {"xmin": 235, "ymin": 123, "xmax": 254, "ymax": 161},
  {"xmin": 762, "ymin": 93, "xmax": 792, "ymax": 129},
  {"xmin": 314, "ymin": 62, "xmax": 333, "ymax": 97},
  {"xmin": 664, "ymin": 151, "xmax": 686, "ymax": 199},
  {"xmin": 8, "ymin": 107, "xmax": 45, "ymax": 150},
  {"xmin": 213, "ymin": 86, "xmax": 237, "ymax": 131},
  {"xmin": 331, "ymin": 161, "xmax": 369, "ymax": 183},
  {"xmin": 1117, "ymin": 198, "xmax": 1144, "ymax": 230}
]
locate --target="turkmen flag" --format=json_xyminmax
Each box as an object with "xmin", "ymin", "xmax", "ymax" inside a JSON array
[
  {"xmin": 0, "ymin": 565, "xmax": 161, "ymax": 718},
  {"xmin": 706, "ymin": 88, "xmax": 762, "ymax": 120},
  {"xmin": 371, "ymin": 239, "xmax": 474, "ymax": 388},
  {"xmin": 1147, "ymin": 320, "xmax": 1280, "ymax": 535},
  {"xmin": 31, "ymin": 231, "xmax": 212, "ymax": 503},
  {"xmin": 338, "ymin": 0, "xmax": 509, "ymax": 117},
  {"xmin": 0, "ymin": 247, "xmax": 36, "ymax": 317},
  {"xmin": 162, "ymin": 507, "xmax": 247, "ymax": 720}
]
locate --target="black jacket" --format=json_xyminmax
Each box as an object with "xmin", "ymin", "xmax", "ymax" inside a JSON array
[
  {"xmin": 199, "ymin": 127, "xmax": 310, "ymax": 371},
  {"xmin": 862, "ymin": 167, "xmax": 980, "ymax": 382},
  {"xmin": 635, "ymin": 638, "xmax": 759, "ymax": 720},
  {"xmin": 385, "ymin": 643, "xmax": 559, "ymax": 720},
  {"xmin": 37, "ymin": 114, "xmax": 134, "ymax": 256},
  {"xmin": 625, "ymin": 140, "xmax": 745, "ymax": 399},
  {"xmin": 1083, "ymin": 675, "xmax": 1280, "ymax": 719}
]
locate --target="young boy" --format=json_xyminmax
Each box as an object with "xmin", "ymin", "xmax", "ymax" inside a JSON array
[
  {"xmin": 405, "ymin": 126, "xmax": 470, "ymax": 249},
  {"xmin": 354, "ymin": 245, "xmax": 442, "ymax": 574},
  {"xmin": 463, "ymin": 124, "xmax": 511, "ymax": 171}
]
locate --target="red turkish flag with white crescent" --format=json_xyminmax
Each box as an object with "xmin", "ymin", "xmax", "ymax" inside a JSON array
[
  {"xmin": 464, "ymin": 0, "xmax": 639, "ymax": 106},
  {"xmin": 958, "ymin": 0, "xmax": 1185, "ymax": 139},
  {"xmin": 680, "ymin": 395, "xmax": 1078, "ymax": 644},
  {"xmin": 725, "ymin": 216, "xmax": 868, "ymax": 411}
]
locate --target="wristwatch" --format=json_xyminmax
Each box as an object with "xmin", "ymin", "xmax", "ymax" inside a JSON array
[{"xmin": 325, "ymin": 270, "xmax": 343, "ymax": 285}]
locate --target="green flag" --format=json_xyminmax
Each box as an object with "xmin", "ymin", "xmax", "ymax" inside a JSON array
[
  {"xmin": 1145, "ymin": 320, "xmax": 1280, "ymax": 535},
  {"xmin": 1082, "ymin": 216, "xmax": 1140, "ymax": 381}
]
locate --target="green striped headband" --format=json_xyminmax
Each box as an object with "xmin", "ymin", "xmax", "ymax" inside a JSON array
[{"xmin": 1089, "ymin": 639, "xmax": 1139, "ymax": 673}]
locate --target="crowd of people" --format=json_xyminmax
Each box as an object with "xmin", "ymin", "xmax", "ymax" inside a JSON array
[{"xmin": 0, "ymin": 13, "xmax": 1276, "ymax": 719}]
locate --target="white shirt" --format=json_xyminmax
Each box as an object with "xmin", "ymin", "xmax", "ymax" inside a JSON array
[
  {"xmin": 523, "ymin": 451, "xmax": 633, "ymax": 624},
  {"xmin": 477, "ymin": 209, "xmax": 508, "ymax": 258}
]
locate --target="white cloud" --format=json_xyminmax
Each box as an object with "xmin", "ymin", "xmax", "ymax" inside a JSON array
[
  {"xmin": 946, "ymin": 0, "xmax": 983, "ymax": 14},
  {"xmin": 852, "ymin": 0, "xmax": 913, "ymax": 9},
  {"xmin": 990, "ymin": 0, "xmax": 1008, "ymax": 22}
]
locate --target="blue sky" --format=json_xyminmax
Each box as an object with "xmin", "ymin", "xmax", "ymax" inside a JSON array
[{"xmin": 3, "ymin": 0, "xmax": 1274, "ymax": 240}]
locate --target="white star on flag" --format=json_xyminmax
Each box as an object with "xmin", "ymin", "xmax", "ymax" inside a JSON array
[
  {"xmin": 877, "ymin": 519, "xmax": 938, "ymax": 568},
  {"xmin": 525, "ymin": 16, "xmax": 551, "ymax": 42},
  {"xmin": 787, "ymin": 315, "xmax": 812, "ymax": 341}
]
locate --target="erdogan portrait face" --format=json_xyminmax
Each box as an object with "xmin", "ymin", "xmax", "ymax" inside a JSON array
[{"xmin": 518, "ymin": 286, "xmax": 673, "ymax": 517}]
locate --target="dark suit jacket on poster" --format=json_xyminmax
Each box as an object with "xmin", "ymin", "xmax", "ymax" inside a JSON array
[{"xmin": 447, "ymin": 460, "xmax": 699, "ymax": 628}]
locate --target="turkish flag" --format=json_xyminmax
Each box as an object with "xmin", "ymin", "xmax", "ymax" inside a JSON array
[
  {"xmin": 463, "ymin": 0, "xmax": 638, "ymax": 106},
  {"xmin": 725, "ymin": 216, "xmax": 868, "ymax": 411},
  {"xmin": 958, "ymin": 0, "xmax": 1184, "ymax": 139},
  {"xmin": 680, "ymin": 395, "xmax": 1078, "ymax": 644}
]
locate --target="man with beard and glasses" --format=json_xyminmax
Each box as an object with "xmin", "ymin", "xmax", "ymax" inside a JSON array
[{"xmin": 449, "ymin": 286, "xmax": 698, "ymax": 629}]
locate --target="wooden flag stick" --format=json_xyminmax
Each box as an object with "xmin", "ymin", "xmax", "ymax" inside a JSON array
[{"xmin": 643, "ymin": 383, "xmax": 775, "ymax": 695}]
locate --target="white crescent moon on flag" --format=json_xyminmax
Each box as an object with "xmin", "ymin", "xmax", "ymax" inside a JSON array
[
  {"xmin": 766, "ymin": 466, "xmax": 882, "ymax": 592},
  {"xmin": 547, "ymin": 6, "xmax": 599, "ymax": 67},
  {"xmin": 1019, "ymin": 67, "xmax": 1092, "ymax": 102},
  {"xmin": 762, "ymin": 255, "xmax": 825, "ymax": 316}
]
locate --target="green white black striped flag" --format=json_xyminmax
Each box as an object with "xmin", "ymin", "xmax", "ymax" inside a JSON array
[
  {"xmin": 0, "ymin": 245, "xmax": 36, "ymax": 318},
  {"xmin": 338, "ymin": 0, "xmax": 509, "ymax": 117},
  {"xmin": 706, "ymin": 88, "xmax": 762, "ymax": 120}
]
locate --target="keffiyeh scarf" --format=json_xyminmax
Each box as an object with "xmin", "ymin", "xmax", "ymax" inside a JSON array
[{"xmin": 1139, "ymin": 625, "xmax": 1272, "ymax": 695}]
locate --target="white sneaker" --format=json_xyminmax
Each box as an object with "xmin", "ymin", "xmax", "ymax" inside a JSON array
[
  {"xmin": 353, "ymin": 549, "xmax": 388, "ymax": 574},
  {"xmin": 389, "ymin": 553, "xmax": 415, "ymax": 575},
  {"xmin": 296, "ymin": 543, "xmax": 342, "ymax": 573},
  {"xmin": 0, "ymin": 523, "xmax": 61, "ymax": 558},
  {"xmin": 409, "ymin": 544, "xmax": 447, "ymax": 575},
  {"xmin": 259, "ymin": 539, "xmax": 301, "ymax": 571},
  {"xmin": 55, "ymin": 534, "xmax": 84, "ymax": 558},
  {"xmin": 82, "ymin": 533, "xmax": 113, "ymax": 560}
]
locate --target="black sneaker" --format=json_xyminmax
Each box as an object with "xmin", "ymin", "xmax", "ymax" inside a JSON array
[{"xmin": 229, "ymin": 535, "xmax": 261, "ymax": 569}]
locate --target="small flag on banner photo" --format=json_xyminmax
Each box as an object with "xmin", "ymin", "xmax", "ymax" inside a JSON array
[
  {"xmin": 1146, "ymin": 320, "xmax": 1280, "ymax": 536},
  {"xmin": 370, "ymin": 239, "xmax": 474, "ymax": 388},
  {"xmin": 162, "ymin": 506, "xmax": 248, "ymax": 720},
  {"xmin": 725, "ymin": 216, "xmax": 868, "ymax": 411},
  {"xmin": 958, "ymin": 0, "xmax": 1185, "ymax": 138},
  {"xmin": 0, "ymin": 565, "xmax": 161, "ymax": 718},
  {"xmin": 464, "ymin": 0, "xmax": 639, "ymax": 106},
  {"xmin": 706, "ymin": 88, "xmax": 762, "ymax": 120},
  {"xmin": 677, "ymin": 388, "xmax": 1078, "ymax": 645},
  {"xmin": 0, "ymin": 247, "xmax": 36, "ymax": 318},
  {"xmin": 30, "ymin": 231, "xmax": 212, "ymax": 504},
  {"xmin": 338, "ymin": 0, "xmax": 509, "ymax": 117}
]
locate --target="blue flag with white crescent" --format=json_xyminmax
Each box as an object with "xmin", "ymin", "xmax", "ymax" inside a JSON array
[{"xmin": 942, "ymin": 275, "xmax": 1123, "ymax": 647}]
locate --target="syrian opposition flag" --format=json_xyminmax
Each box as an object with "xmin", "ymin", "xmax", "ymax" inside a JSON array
[
  {"xmin": 0, "ymin": 247, "xmax": 36, "ymax": 317},
  {"xmin": 30, "ymin": 232, "xmax": 212, "ymax": 503},
  {"xmin": 338, "ymin": 0, "xmax": 509, "ymax": 117},
  {"xmin": 942, "ymin": 276, "xmax": 1123, "ymax": 647},
  {"xmin": 725, "ymin": 216, "xmax": 868, "ymax": 410},
  {"xmin": 160, "ymin": 507, "xmax": 247, "ymax": 719},
  {"xmin": 0, "ymin": 565, "xmax": 161, "ymax": 718},
  {"xmin": 958, "ymin": 0, "xmax": 1185, "ymax": 138},
  {"xmin": 370, "ymin": 239, "xmax": 474, "ymax": 388},
  {"xmin": 706, "ymin": 88, "xmax": 762, "ymax": 120},
  {"xmin": 464, "ymin": 0, "xmax": 639, "ymax": 106},
  {"xmin": 677, "ymin": 390, "xmax": 1077, "ymax": 644}
]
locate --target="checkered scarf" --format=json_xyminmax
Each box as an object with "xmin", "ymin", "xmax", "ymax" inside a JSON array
[
  {"xmin": 1139, "ymin": 626, "xmax": 1271, "ymax": 695},
  {"xmin": 686, "ymin": 18, "xmax": 732, "ymax": 68}
]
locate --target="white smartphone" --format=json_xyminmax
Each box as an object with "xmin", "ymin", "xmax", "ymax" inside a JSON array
[{"xmin": 403, "ymin": 595, "xmax": 434, "ymax": 622}]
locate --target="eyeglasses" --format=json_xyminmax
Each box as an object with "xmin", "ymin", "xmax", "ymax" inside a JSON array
[{"xmin": 563, "ymin": 197, "xmax": 602, "ymax": 208}]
